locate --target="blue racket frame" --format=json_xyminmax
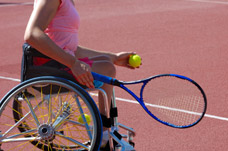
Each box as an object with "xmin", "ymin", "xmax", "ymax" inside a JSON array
[{"xmin": 92, "ymin": 72, "xmax": 207, "ymax": 128}]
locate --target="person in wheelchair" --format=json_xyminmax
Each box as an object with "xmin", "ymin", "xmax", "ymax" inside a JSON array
[{"xmin": 23, "ymin": 0, "xmax": 138, "ymax": 149}]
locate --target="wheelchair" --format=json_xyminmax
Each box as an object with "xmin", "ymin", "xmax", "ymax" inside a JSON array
[{"xmin": 0, "ymin": 44, "xmax": 136, "ymax": 151}]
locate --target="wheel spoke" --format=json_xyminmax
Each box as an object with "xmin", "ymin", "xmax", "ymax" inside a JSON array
[
  {"xmin": 55, "ymin": 131, "xmax": 90, "ymax": 150},
  {"xmin": 0, "ymin": 77, "xmax": 102, "ymax": 150}
]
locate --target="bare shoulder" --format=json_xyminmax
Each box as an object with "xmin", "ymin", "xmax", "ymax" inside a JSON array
[
  {"xmin": 29, "ymin": 0, "xmax": 60, "ymax": 30},
  {"xmin": 34, "ymin": 0, "xmax": 60, "ymax": 12}
]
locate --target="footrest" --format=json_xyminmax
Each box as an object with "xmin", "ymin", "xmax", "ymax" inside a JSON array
[{"xmin": 116, "ymin": 139, "xmax": 136, "ymax": 151}]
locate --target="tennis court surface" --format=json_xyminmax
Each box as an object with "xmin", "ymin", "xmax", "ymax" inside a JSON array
[{"xmin": 0, "ymin": 0, "xmax": 228, "ymax": 150}]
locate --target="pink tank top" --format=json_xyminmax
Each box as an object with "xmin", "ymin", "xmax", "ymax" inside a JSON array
[{"xmin": 34, "ymin": 0, "xmax": 80, "ymax": 56}]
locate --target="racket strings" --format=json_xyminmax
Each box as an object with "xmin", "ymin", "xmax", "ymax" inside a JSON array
[
  {"xmin": 143, "ymin": 76, "xmax": 205, "ymax": 127},
  {"xmin": 154, "ymin": 96, "xmax": 201, "ymax": 125}
]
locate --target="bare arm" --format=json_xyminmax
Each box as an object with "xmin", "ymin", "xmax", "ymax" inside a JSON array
[
  {"xmin": 75, "ymin": 45, "xmax": 136, "ymax": 68},
  {"xmin": 24, "ymin": 0, "xmax": 94, "ymax": 88},
  {"xmin": 24, "ymin": 0, "xmax": 75, "ymax": 68},
  {"xmin": 75, "ymin": 45, "xmax": 117, "ymax": 63}
]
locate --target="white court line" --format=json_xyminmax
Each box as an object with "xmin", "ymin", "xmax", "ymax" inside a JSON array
[
  {"xmin": 0, "ymin": 2, "xmax": 33, "ymax": 7},
  {"xmin": 0, "ymin": 76, "xmax": 20, "ymax": 82},
  {"xmin": 1, "ymin": 75, "xmax": 228, "ymax": 121},
  {"xmin": 187, "ymin": 0, "xmax": 228, "ymax": 5},
  {"xmin": 114, "ymin": 97, "xmax": 228, "ymax": 121}
]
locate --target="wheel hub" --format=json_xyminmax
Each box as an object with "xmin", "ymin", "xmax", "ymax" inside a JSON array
[{"xmin": 38, "ymin": 124, "xmax": 55, "ymax": 140}]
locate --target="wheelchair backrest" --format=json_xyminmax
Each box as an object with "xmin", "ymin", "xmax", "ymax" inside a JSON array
[{"xmin": 21, "ymin": 43, "xmax": 85, "ymax": 89}]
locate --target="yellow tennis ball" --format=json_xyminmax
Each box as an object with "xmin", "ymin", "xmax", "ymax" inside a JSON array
[
  {"xmin": 129, "ymin": 54, "xmax": 141, "ymax": 68},
  {"xmin": 78, "ymin": 114, "xmax": 91, "ymax": 125}
]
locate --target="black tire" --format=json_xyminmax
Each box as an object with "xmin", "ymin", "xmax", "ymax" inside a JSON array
[{"xmin": 0, "ymin": 76, "xmax": 102, "ymax": 151}]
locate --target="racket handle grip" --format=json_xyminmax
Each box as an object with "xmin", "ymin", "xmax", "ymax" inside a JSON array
[{"xmin": 92, "ymin": 72, "xmax": 114, "ymax": 85}]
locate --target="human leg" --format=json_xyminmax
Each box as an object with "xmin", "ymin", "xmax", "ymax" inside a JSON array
[
  {"xmin": 89, "ymin": 55, "xmax": 116, "ymax": 149},
  {"xmin": 90, "ymin": 55, "xmax": 116, "ymax": 129}
]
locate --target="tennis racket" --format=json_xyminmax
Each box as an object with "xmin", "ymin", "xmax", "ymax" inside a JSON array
[{"xmin": 92, "ymin": 72, "xmax": 207, "ymax": 128}]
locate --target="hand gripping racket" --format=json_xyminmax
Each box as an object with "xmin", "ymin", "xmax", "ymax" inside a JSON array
[{"xmin": 92, "ymin": 72, "xmax": 207, "ymax": 128}]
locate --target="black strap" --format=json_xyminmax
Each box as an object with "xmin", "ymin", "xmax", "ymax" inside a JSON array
[
  {"xmin": 100, "ymin": 106, "xmax": 118, "ymax": 128},
  {"xmin": 110, "ymin": 107, "xmax": 118, "ymax": 118},
  {"xmin": 100, "ymin": 114, "xmax": 113, "ymax": 128}
]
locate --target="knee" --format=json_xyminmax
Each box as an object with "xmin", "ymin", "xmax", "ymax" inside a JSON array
[
  {"xmin": 103, "ymin": 61, "xmax": 116, "ymax": 77},
  {"xmin": 93, "ymin": 60, "xmax": 116, "ymax": 77}
]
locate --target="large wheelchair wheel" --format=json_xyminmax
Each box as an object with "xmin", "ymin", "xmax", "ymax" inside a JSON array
[{"xmin": 0, "ymin": 76, "xmax": 102, "ymax": 151}]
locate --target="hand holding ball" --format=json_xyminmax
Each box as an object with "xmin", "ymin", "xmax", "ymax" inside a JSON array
[{"xmin": 129, "ymin": 54, "xmax": 142, "ymax": 68}]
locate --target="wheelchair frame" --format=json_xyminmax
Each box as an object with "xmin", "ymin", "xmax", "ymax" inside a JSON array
[
  {"xmin": 87, "ymin": 88, "xmax": 136, "ymax": 151},
  {"xmin": 0, "ymin": 76, "xmax": 135, "ymax": 151}
]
